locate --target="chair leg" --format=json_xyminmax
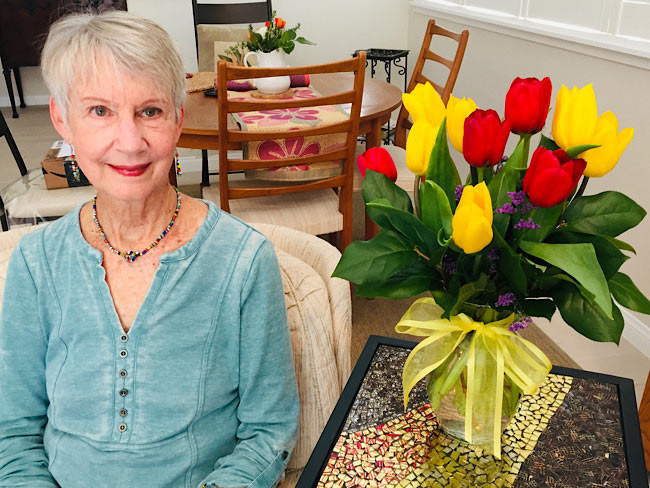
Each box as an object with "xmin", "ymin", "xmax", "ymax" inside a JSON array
[
  {"xmin": 0, "ymin": 111, "xmax": 28, "ymax": 176},
  {"xmin": 0, "ymin": 196, "xmax": 8, "ymax": 232},
  {"xmin": 2, "ymin": 69, "xmax": 18, "ymax": 119},
  {"xmin": 13, "ymin": 68, "xmax": 26, "ymax": 109},
  {"xmin": 201, "ymin": 149, "xmax": 210, "ymax": 187}
]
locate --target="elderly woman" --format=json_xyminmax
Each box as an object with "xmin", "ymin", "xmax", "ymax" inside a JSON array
[{"xmin": 0, "ymin": 11, "xmax": 298, "ymax": 488}]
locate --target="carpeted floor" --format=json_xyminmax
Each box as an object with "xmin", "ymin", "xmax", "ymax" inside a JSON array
[{"xmin": 183, "ymin": 183, "xmax": 579, "ymax": 370}]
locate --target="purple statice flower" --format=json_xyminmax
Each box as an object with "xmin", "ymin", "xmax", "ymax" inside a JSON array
[
  {"xmin": 487, "ymin": 248, "xmax": 500, "ymax": 260},
  {"xmin": 519, "ymin": 201, "xmax": 537, "ymax": 214},
  {"xmin": 454, "ymin": 185, "xmax": 464, "ymax": 204},
  {"xmin": 495, "ymin": 292, "xmax": 516, "ymax": 308},
  {"xmin": 507, "ymin": 191, "xmax": 525, "ymax": 207},
  {"xmin": 441, "ymin": 255, "xmax": 457, "ymax": 276},
  {"xmin": 514, "ymin": 218, "xmax": 541, "ymax": 230},
  {"xmin": 508, "ymin": 316, "xmax": 532, "ymax": 333},
  {"xmin": 495, "ymin": 203, "xmax": 517, "ymax": 214}
]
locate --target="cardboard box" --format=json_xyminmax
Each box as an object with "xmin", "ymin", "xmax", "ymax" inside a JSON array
[{"xmin": 41, "ymin": 141, "xmax": 90, "ymax": 190}]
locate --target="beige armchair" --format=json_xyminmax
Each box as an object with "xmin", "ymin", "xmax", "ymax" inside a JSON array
[{"xmin": 251, "ymin": 223, "xmax": 351, "ymax": 485}]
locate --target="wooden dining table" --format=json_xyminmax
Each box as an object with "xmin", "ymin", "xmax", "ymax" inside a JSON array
[{"xmin": 177, "ymin": 72, "xmax": 403, "ymax": 239}]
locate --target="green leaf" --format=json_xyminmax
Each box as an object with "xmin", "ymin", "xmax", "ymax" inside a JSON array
[
  {"xmin": 420, "ymin": 180, "xmax": 452, "ymax": 238},
  {"xmin": 522, "ymin": 204, "xmax": 563, "ymax": 243},
  {"xmin": 607, "ymin": 237, "xmax": 636, "ymax": 254},
  {"xmin": 424, "ymin": 118, "xmax": 460, "ymax": 208},
  {"xmin": 283, "ymin": 42, "xmax": 295, "ymax": 54},
  {"xmin": 295, "ymin": 36, "xmax": 315, "ymax": 45},
  {"xmin": 564, "ymin": 191, "xmax": 646, "ymax": 237},
  {"xmin": 547, "ymin": 231, "xmax": 628, "ymax": 279},
  {"xmin": 332, "ymin": 231, "xmax": 418, "ymax": 285},
  {"xmin": 519, "ymin": 241, "xmax": 612, "ymax": 318},
  {"xmin": 492, "ymin": 228, "xmax": 527, "ymax": 295},
  {"xmin": 356, "ymin": 272, "xmax": 434, "ymax": 299},
  {"xmin": 565, "ymin": 144, "xmax": 600, "ymax": 159},
  {"xmin": 609, "ymin": 272, "xmax": 650, "ymax": 315},
  {"xmin": 520, "ymin": 299, "xmax": 556, "ymax": 320},
  {"xmin": 218, "ymin": 54, "xmax": 233, "ymax": 62},
  {"xmin": 552, "ymin": 282, "xmax": 624, "ymax": 344},
  {"xmin": 450, "ymin": 274, "xmax": 493, "ymax": 315},
  {"xmin": 362, "ymin": 170, "xmax": 413, "ymax": 213},
  {"xmin": 538, "ymin": 134, "xmax": 559, "ymax": 151},
  {"xmin": 366, "ymin": 199, "xmax": 440, "ymax": 257}
]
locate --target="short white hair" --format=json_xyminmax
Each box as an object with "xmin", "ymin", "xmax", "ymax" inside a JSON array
[{"xmin": 41, "ymin": 10, "xmax": 186, "ymax": 120}]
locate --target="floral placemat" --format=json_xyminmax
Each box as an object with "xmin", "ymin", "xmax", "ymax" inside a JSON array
[
  {"xmin": 230, "ymin": 87, "xmax": 349, "ymax": 182},
  {"xmin": 317, "ymin": 374, "xmax": 572, "ymax": 488}
]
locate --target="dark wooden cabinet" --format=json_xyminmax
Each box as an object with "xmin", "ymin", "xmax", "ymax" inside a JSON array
[{"xmin": 0, "ymin": 0, "xmax": 126, "ymax": 118}]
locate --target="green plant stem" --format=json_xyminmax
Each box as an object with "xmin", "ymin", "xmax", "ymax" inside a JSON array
[
  {"xmin": 470, "ymin": 166, "xmax": 478, "ymax": 186},
  {"xmin": 476, "ymin": 167, "xmax": 485, "ymax": 183},
  {"xmin": 521, "ymin": 133, "xmax": 531, "ymax": 168},
  {"xmin": 471, "ymin": 254, "xmax": 482, "ymax": 278},
  {"xmin": 414, "ymin": 175, "xmax": 422, "ymax": 218},
  {"xmin": 573, "ymin": 176, "xmax": 590, "ymax": 201}
]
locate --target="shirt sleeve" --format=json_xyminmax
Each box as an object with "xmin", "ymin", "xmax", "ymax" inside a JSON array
[
  {"xmin": 0, "ymin": 245, "xmax": 59, "ymax": 487},
  {"xmin": 199, "ymin": 238, "xmax": 299, "ymax": 488}
]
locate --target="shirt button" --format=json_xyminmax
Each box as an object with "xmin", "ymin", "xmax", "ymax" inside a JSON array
[
  {"xmin": 119, "ymin": 408, "xmax": 128, "ymax": 417},
  {"xmin": 119, "ymin": 389, "xmax": 128, "ymax": 397},
  {"xmin": 119, "ymin": 369, "xmax": 128, "ymax": 378},
  {"xmin": 281, "ymin": 451, "xmax": 289, "ymax": 460},
  {"xmin": 120, "ymin": 334, "xmax": 128, "ymax": 343},
  {"xmin": 119, "ymin": 349, "xmax": 128, "ymax": 358},
  {"xmin": 118, "ymin": 423, "xmax": 127, "ymax": 432}
]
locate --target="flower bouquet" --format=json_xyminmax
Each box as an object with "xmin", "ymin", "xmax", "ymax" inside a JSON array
[
  {"xmin": 245, "ymin": 12, "xmax": 314, "ymax": 55},
  {"xmin": 333, "ymin": 77, "xmax": 649, "ymax": 457}
]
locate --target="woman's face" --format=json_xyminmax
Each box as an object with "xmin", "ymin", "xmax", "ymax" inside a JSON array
[{"xmin": 50, "ymin": 66, "xmax": 184, "ymax": 203}]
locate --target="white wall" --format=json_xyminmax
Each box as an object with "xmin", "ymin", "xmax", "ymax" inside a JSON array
[
  {"xmin": 408, "ymin": 8, "xmax": 650, "ymax": 330},
  {"xmin": 1, "ymin": 0, "xmax": 409, "ymax": 105}
]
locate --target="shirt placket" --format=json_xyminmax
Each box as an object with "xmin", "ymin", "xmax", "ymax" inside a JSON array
[{"xmin": 116, "ymin": 331, "xmax": 133, "ymax": 440}]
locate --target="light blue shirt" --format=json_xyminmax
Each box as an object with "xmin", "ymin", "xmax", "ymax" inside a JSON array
[{"xmin": 0, "ymin": 201, "xmax": 299, "ymax": 488}]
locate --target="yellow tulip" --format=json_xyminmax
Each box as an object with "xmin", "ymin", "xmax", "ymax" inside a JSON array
[
  {"xmin": 406, "ymin": 119, "xmax": 440, "ymax": 176},
  {"xmin": 402, "ymin": 81, "xmax": 446, "ymax": 127},
  {"xmin": 552, "ymin": 84, "xmax": 598, "ymax": 150},
  {"xmin": 552, "ymin": 84, "xmax": 634, "ymax": 177},
  {"xmin": 446, "ymin": 94, "xmax": 477, "ymax": 153},
  {"xmin": 452, "ymin": 182, "xmax": 493, "ymax": 254},
  {"xmin": 582, "ymin": 111, "xmax": 634, "ymax": 177}
]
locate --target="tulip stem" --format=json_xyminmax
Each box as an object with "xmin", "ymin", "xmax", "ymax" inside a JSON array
[
  {"xmin": 573, "ymin": 176, "xmax": 590, "ymax": 201},
  {"xmin": 470, "ymin": 167, "xmax": 479, "ymax": 186},
  {"xmin": 414, "ymin": 175, "xmax": 422, "ymax": 218}
]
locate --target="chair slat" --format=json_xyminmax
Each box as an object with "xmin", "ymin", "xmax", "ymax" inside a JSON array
[
  {"xmin": 228, "ymin": 174, "xmax": 347, "ymax": 199},
  {"xmin": 227, "ymin": 57, "xmax": 361, "ymax": 80},
  {"xmin": 424, "ymin": 49, "xmax": 453, "ymax": 70},
  {"xmin": 227, "ymin": 120, "xmax": 352, "ymax": 143},
  {"xmin": 228, "ymin": 91, "xmax": 355, "ymax": 113},
  {"xmin": 229, "ymin": 148, "xmax": 348, "ymax": 171}
]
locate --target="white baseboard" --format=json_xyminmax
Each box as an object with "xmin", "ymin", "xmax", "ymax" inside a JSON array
[
  {"xmin": 621, "ymin": 309, "xmax": 650, "ymax": 359},
  {"xmin": 0, "ymin": 95, "xmax": 50, "ymax": 108}
]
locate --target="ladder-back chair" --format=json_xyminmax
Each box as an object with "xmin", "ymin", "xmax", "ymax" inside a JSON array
[
  {"xmin": 202, "ymin": 52, "xmax": 366, "ymax": 250},
  {"xmin": 393, "ymin": 19, "xmax": 469, "ymax": 149}
]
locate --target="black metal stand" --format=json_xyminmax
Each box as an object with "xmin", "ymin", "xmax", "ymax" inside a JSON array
[{"xmin": 353, "ymin": 48, "xmax": 409, "ymax": 144}]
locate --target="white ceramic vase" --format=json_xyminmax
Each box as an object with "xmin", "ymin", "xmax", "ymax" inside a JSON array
[{"xmin": 243, "ymin": 49, "xmax": 291, "ymax": 94}]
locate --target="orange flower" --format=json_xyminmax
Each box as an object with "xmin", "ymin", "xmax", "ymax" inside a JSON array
[
  {"xmin": 275, "ymin": 17, "xmax": 286, "ymax": 28},
  {"xmin": 247, "ymin": 32, "xmax": 251, "ymax": 40}
]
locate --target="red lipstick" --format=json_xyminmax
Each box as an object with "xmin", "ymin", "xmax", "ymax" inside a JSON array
[{"xmin": 109, "ymin": 163, "xmax": 150, "ymax": 177}]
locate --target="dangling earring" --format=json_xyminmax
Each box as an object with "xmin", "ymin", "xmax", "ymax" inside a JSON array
[
  {"xmin": 175, "ymin": 149, "xmax": 182, "ymax": 175},
  {"xmin": 69, "ymin": 154, "xmax": 81, "ymax": 183}
]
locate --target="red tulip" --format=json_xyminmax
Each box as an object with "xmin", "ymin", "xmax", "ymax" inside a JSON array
[
  {"xmin": 505, "ymin": 77, "xmax": 552, "ymax": 134},
  {"xmin": 265, "ymin": 20, "xmax": 270, "ymax": 27},
  {"xmin": 357, "ymin": 147, "xmax": 398, "ymax": 182},
  {"xmin": 523, "ymin": 147, "xmax": 587, "ymax": 208},
  {"xmin": 463, "ymin": 109, "xmax": 511, "ymax": 167}
]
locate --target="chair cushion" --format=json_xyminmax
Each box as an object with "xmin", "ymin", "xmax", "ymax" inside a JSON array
[
  {"xmin": 2, "ymin": 169, "xmax": 95, "ymax": 220},
  {"xmin": 274, "ymin": 247, "xmax": 340, "ymax": 470},
  {"xmin": 0, "ymin": 224, "xmax": 43, "ymax": 314},
  {"xmin": 202, "ymin": 183, "xmax": 343, "ymax": 237},
  {"xmin": 196, "ymin": 24, "xmax": 248, "ymax": 71}
]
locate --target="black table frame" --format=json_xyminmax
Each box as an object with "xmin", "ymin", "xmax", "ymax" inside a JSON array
[{"xmin": 297, "ymin": 335, "xmax": 648, "ymax": 487}]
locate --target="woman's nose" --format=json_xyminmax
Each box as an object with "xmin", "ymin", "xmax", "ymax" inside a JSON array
[{"xmin": 115, "ymin": 115, "xmax": 147, "ymax": 153}]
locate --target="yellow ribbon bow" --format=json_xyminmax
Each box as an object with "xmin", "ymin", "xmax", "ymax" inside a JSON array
[{"xmin": 395, "ymin": 297, "xmax": 551, "ymax": 458}]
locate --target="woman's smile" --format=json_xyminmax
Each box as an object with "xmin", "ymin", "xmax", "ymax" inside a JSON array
[{"xmin": 108, "ymin": 162, "xmax": 151, "ymax": 177}]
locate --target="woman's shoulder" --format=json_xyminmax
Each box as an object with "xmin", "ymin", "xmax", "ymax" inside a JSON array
[{"xmin": 201, "ymin": 200, "xmax": 271, "ymax": 252}]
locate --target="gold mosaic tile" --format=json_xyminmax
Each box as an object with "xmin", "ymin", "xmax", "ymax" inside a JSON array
[{"xmin": 317, "ymin": 374, "xmax": 573, "ymax": 487}]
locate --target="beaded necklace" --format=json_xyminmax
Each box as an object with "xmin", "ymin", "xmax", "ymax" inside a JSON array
[{"xmin": 92, "ymin": 187, "xmax": 181, "ymax": 263}]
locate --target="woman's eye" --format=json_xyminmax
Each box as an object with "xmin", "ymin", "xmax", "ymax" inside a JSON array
[
  {"xmin": 91, "ymin": 106, "xmax": 108, "ymax": 116},
  {"xmin": 141, "ymin": 107, "xmax": 161, "ymax": 118}
]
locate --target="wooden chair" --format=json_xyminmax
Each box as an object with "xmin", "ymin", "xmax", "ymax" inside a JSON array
[
  {"xmin": 393, "ymin": 18, "xmax": 469, "ymax": 150},
  {"xmin": 202, "ymin": 53, "xmax": 366, "ymax": 250},
  {"xmin": 191, "ymin": 0, "xmax": 273, "ymax": 187}
]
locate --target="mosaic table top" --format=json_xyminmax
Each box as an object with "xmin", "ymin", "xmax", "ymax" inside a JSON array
[{"xmin": 298, "ymin": 336, "xmax": 647, "ymax": 488}]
